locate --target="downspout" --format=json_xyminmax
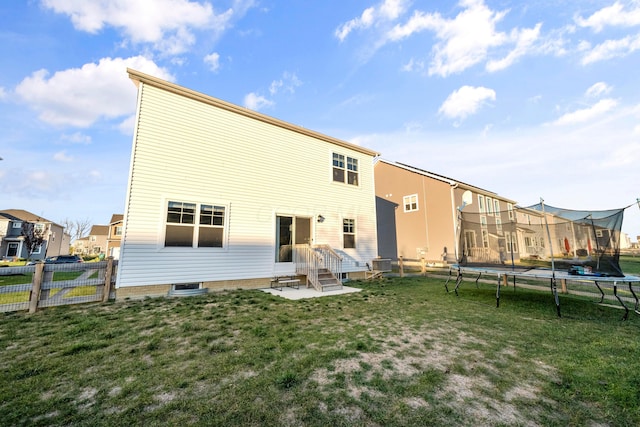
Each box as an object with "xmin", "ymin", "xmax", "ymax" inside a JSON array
[{"xmin": 450, "ymin": 183, "xmax": 459, "ymax": 264}]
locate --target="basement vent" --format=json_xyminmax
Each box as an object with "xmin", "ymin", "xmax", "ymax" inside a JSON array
[{"xmin": 168, "ymin": 283, "xmax": 208, "ymax": 297}]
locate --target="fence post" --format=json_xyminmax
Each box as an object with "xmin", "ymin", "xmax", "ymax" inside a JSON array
[
  {"xmin": 399, "ymin": 256, "xmax": 404, "ymax": 277},
  {"xmin": 421, "ymin": 258, "xmax": 426, "ymax": 276},
  {"xmin": 103, "ymin": 257, "xmax": 114, "ymax": 302},
  {"xmin": 29, "ymin": 262, "xmax": 44, "ymax": 314}
]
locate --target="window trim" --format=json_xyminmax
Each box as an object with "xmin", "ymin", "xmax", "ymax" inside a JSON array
[
  {"xmin": 162, "ymin": 199, "xmax": 228, "ymax": 249},
  {"xmin": 403, "ymin": 194, "xmax": 419, "ymax": 213},
  {"xmin": 342, "ymin": 218, "xmax": 356, "ymax": 249},
  {"xmin": 332, "ymin": 152, "xmax": 359, "ymax": 186},
  {"xmin": 478, "ymin": 195, "xmax": 485, "ymax": 213}
]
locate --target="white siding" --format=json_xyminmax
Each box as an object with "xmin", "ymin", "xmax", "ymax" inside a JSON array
[{"xmin": 117, "ymin": 83, "xmax": 378, "ymax": 288}]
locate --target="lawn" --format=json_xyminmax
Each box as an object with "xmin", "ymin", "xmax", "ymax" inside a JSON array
[{"xmin": 1, "ymin": 276, "xmax": 640, "ymax": 426}]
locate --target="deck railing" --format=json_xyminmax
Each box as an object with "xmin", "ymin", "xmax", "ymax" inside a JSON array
[{"xmin": 293, "ymin": 244, "xmax": 342, "ymax": 291}]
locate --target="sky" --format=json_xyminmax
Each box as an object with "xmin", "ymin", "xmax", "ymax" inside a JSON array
[{"xmin": 1, "ymin": 0, "xmax": 639, "ymax": 239}]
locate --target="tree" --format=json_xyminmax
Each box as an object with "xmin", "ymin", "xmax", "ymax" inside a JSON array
[
  {"xmin": 21, "ymin": 222, "xmax": 47, "ymax": 261},
  {"xmin": 59, "ymin": 217, "xmax": 92, "ymax": 242}
]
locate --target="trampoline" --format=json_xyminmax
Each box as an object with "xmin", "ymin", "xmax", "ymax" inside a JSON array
[{"xmin": 446, "ymin": 197, "xmax": 640, "ymax": 319}]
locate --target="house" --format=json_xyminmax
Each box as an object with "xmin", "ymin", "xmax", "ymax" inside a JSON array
[
  {"xmin": 115, "ymin": 69, "xmax": 380, "ymax": 298},
  {"xmin": 373, "ymin": 159, "xmax": 517, "ymax": 264},
  {"xmin": 106, "ymin": 214, "xmax": 124, "ymax": 259},
  {"xmin": 73, "ymin": 225, "xmax": 109, "ymax": 256},
  {"xmin": 0, "ymin": 209, "xmax": 70, "ymax": 260}
]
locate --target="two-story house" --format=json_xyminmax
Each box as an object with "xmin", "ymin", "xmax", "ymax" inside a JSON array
[
  {"xmin": 115, "ymin": 69, "xmax": 380, "ymax": 298},
  {"xmin": 106, "ymin": 214, "xmax": 124, "ymax": 259},
  {"xmin": 0, "ymin": 209, "xmax": 69, "ymax": 260},
  {"xmin": 374, "ymin": 159, "xmax": 518, "ymax": 265},
  {"xmin": 75, "ymin": 225, "xmax": 109, "ymax": 256}
]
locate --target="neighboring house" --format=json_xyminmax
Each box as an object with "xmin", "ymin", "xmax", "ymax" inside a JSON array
[
  {"xmin": 72, "ymin": 236, "xmax": 90, "ymax": 256},
  {"xmin": 106, "ymin": 214, "xmax": 124, "ymax": 259},
  {"xmin": 373, "ymin": 159, "xmax": 518, "ymax": 264},
  {"xmin": 116, "ymin": 69, "xmax": 380, "ymax": 298},
  {"xmin": 74, "ymin": 225, "xmax": 109, "ymax": 256},
  {"xmin": 0, "ymin": 209, "xmax": 69, "ymax": 260}
]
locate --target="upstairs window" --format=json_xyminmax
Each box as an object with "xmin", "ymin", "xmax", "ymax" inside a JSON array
[
  {"xmin": 343, "ymin": 218, "xmax": 356, "ymax": 249},
  {"xmin": 115, "ymin": 226, "xmax": 122, "ymax": 236},
  {"xmin": 333, "ymin": 153, "xmax": 358, "ymax": 185},
  {"xmin": 493, "ymin": 200, "xmax": 500, "ymax": 216},
  {"xmin": 478, "ymin": 196, "xmax": 485, "ymax": 213},
  {"xmin": 403, "ymin": 194, "xmax": 418, "ymax": 212},
  {"xmin": 165, "ymin": 201, "xmax": 226, "ymax": 248}
]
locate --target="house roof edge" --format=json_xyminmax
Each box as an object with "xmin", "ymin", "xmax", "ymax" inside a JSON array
[{"xmin": 127, "ymin": 68, "xmax": 380, "ymax": 158}]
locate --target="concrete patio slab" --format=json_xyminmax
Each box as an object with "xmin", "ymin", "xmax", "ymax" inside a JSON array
[{"xmin": 260, "ymin": 285, "xmax": 362, "ymax": 300}]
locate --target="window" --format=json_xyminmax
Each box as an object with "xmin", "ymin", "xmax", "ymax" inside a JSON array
[
  {"xmin": 595, "ymin": 229, "xmax": 603, "ymax": 238},
  {"xmin": 343, "ymin": 218, "xmax": 355, "ymax": 249},
  {"xmin": 32, "ymin": 244, "xmax": 42, "ymax": 255},
  {"xmin": 493, "ymin": 200, "xmax": 500, "ymax": 216},
  {"xmin": 507, "ymin": 203, "xmax": 514, "ymax": 220},
  {"xmin": 496, "ymin": 218, "xmax": 502, "ymax": 235},
  {"xmin": 198, "ymin": 204, "xmax": 225, "ymax": 247},
  {"xmin": 486, "ymin": 197, "xmax": 493, "ymax": 214},
  {"xmin": 12, "ymin": 222, "xmax": 21, "ymax": 229},
  {"xmin": 90, "ymin": 236, "xmax": 96, "ymax": 242},
  {"xmin": 165, "ymin": 201, "xmax": 225, "ymax": 248},
  {"xmin": 333, "ymin": 153, "xmax": 358, "ymax": 185},
  {"xmin": 481, "ymin": 230, "xmax": 489, "ymax": 248},
  {"xmin": 480, "ymin": 216, "xmax": 487, "ymax": 228},
  {"xmin": 115, "ymin": 226, "xmax": 122, "ymax": 236},
  {"xmin": 478, "ymin": 196, "xmax": 485, "ymax": 213},
  {"xmin": 7, "ymin": 242, "xmax": 19, "ymax": 257},
  {"xmin": 403, "ymin": 194, "xmax": 418, "ymax": 212}
]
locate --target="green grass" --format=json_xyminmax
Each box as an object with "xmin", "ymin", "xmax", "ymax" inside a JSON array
[{"xmin": 1, "ymin": 277, "xmax": 640, "ymax": 426}]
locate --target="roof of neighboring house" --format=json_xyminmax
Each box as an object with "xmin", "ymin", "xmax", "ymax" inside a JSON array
[
  {"xmin": 109, "ymin": 214, "xmax": 124, "ymax": 224},
  {"xmin": 0, "ymin": 209, "xmax": 61, "ymax": 227},
  {"xmin": 0, "ymin": 212, "xmax": 22, "ymax": 222},
  {"xmin": 128, "ymin": 68, "xmax": 381, "ymax": 158},
  {"xmin": 89, "ymin": 225, "xmax": 109, "ymax": 236},
  {"xmin": 375, "ymin": 159, "xmax": 518, "ymax": 204}
]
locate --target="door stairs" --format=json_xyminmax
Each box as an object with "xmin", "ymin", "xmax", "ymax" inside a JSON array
[{"xmin": 317, "ymin": 267, "xmax": 342, "ymax": 292}]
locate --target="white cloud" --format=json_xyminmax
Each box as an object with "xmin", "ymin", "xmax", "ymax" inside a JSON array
[
  {"xmin": 269, "ymin": 72, "xmax": 302, "ymax": 95},
  {"xmin": 41, "ymin": 0, "xmax": 255, "ymax": 55},
  {"xmin": 0, "ymin": 87, "xmax": 6, "ymax": 100},
  {"xmin": 575, "ymin": 1, "xmax": 640, "ymax": 32},
  {"xmin": 118, "ymin": 115, "xmax": 137, "ymax": 135},
  {"xmin": 204, "ymin": 52, "xmax": 221, "ymax": 71},
  {"xmin": 580, "ymin": 33, "xmax": 640, "ymax": 64},
  {"xmin": 53, "ymin": 151, "xmax": 73, "ymax": 162},
  {"xmin": 486, "ymin": 23, "xmax": 542, "ymax": 72},
  {"xmin": 551, "ymin": 98, "xmax": 618, "ymax": 126},
  {"xmin": 14, "ymin": 56, "xmax": 173, "ymax": 127},
  {"xmin": 243, "ymin": 92, "xmax": 274, "ymax": 111},
  {"xmin": 439, "ymin": 85, "xmax": 496, "ymax": 122},
  {"xmin": 585, "ymin": 82, "xmax": 612, "ymax": 98},
  {"xmin": 61, "ymin": 132, "xmax": 92, "ymax": 144},
  {"xmin": 386, "ymin": 0, "xmax": 541, "ymax": 76},
  {"xmin": 335, "ymin": 0, "xmax": 409, "ymax": 41},
  {"xmin": 401, "ymin": 57, "xmax": 425, "ymax": 72}
]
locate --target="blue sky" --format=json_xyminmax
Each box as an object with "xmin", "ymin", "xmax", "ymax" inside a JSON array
[{"xmin": 1, "ymin": 0, "xmax": 639, "ymax": 239}]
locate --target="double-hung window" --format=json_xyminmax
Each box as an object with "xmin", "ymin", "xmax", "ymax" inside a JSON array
[
  {"xmin": 343, "ymin": 218, "xmax": 356, "ymax": 249},
  {"xmin": 403, "ymin": 194, "xmax": 418, "ymax": 212},
  {"xmin": 333, "ymin": 153, "xmax": 358, "ymax": 185},
  {"xmin": 165, "ymin": 201, "xmax": 226, "ymax": 248}
]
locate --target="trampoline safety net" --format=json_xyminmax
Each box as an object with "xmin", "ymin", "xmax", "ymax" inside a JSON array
[{"xmin": 456, "ymin": 202, "xmax": 624, "ymax": 277}]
